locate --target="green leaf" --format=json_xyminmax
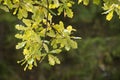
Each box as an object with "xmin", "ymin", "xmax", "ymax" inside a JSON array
[
  {"xmin": 65, "ymin": 44, "xmax": 71, "ymax": 51},
  {"xmin": 66, "ymin": 8, "xmax": 73, "ymax": 18},
  {"xmin": 83, "ymin": 0, "xmax": 89, "ymax": 5},
  {"xmin": 24, "ymin": 3, "xmax": 33, "ymax": 12},
  {"xmin": 3, "ymin": 0, "xmax": 13, "ymax": 9},
  {"xmin": 48, "ymin": 54, "xmax": 60, "ymax": 65},
  {"xmin": 32, "ymin": 6, "xmax": 45, "ymax": 21},
  {"xmin": 43, "ymin": 43, "xmax": 49, "ymax": 53},
  {"xmin": 28, "ymin": 58, "xmax": 34, "ymax": 65},
  {"xmin": 51, "ymin": 39, "xmax": 58, "ymax": 49},
  {"xmin": 93, "ymin": 0, "xmax": 100, "ymax": 5},
  {"xmin": 67, "ymin": 25, "xmax": 74, "ymax": 33},
  {"xmin": 34, "ymin": 59, "xmax": 37, "ymax": 67},
  {"xmin": 48, "ymin": 9, "xmax": 57, "ymax": 16},
  {"xmin": 0, "ymin": 5, "xmax": 9, "ymax": 12},
  {"xmin": 16, "ymin": 41, "xmax": 26, "ymax": 49},
  {"xmin": 71, "ymin": 37, "xmax": 82, "ymax": 39},
  {"xmin": 47, "ymin": 30, "xmax": 56, "ymax": 37},
  {"xmin": 54, "ymin": 56, "xmax": 60, "ymax": 64},
  {"xmin": 13, "ymin": 0, "xmax": 19, "ymax": 3},
  {"xmin": 50, "ymin": 49, "xmax": 62, "ymax": 54},
  {"xmin": 106, "ymin": 11, "xmax": 113, "ymax": 21},
  {"xmin": 59, "ymin": 21, "xmax": 65, "ymax": 30},
  {"xmin": 18, "ymin": 8, "xmax": 28, "ymax": 19},
  {"xmin": 15, "ymin": 34, "xmax": 23, "ymax": 39},
  {"xmin": 52, "ymin": 21, "xmax": 65, "ymax": 33},
  {"xmin": 23, "ymin": 48, "xmax": 29, "ymax": 55},
  {"xmin": 28, "ymin": 64, "xmax": 33, "ymax": 70},
  {"xmin": 0, "ymin": 0, "xmax": 2, "ymax": 3},
  {"xmin": 70, "ymin": 40, "xmax": 78, "ymax": 49},
  {"xmin": 58, "ymin": 6, "xmax": 63, "ymax": 15},
  {"xmin": 15, "ymin": 24, "xmax": 26, "ymax": 30},
  {"xmin": 22, "ymin": 19, "xmax": 32, "ymax": 27},
  {"xmin": 48, "ymin": 54, "xmax": 55, "ymax": 65},
  {"xmin": 78, "ymin": 0, "xmax": 83, "ymax": 4},
  {"xmin": 13, "ymin": 8, "xmax": 18, "ymax": 15},
  {"xmin": 24, "ymin": 64, "xmax": 28, "ymax": 71},
  {"xmin": 53, "ymin": 0, "xmax": 59, "ymax": 7}
]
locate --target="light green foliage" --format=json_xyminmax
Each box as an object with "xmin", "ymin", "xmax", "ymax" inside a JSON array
[
  {"xmin": 78, "ymin": 0, "xmax": 120, "ymax": 20},
  {"xmin": 0, "ymin": 0, "xmax": 120, "ymax": 70},
  {"xmin": 0, "ymin": 0, "xmax": 79, "ymax": 70},
  {"xmin": 48, "ymin": 54, "xmax": 60, "ymax": 65},
  {"xmin": 93, "ymin": 0, "xmax": 100, "ymax": 5},
  {"xmin": 102, "ymin": 0, "xmax": 120, "ymax": 21}
]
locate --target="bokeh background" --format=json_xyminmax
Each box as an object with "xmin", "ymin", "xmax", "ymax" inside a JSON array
[{"xmin": 0, "ymin": 1, "xmax": 120, "ymax": 80}]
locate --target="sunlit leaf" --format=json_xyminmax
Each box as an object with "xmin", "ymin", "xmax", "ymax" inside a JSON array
[
  {"xmin": 93, "ymin": 0, "xmax": 100, "ymax": 5},
  {"xmin": 34, "ymin": 59, "xmax": 37, "ymax": 67},
  {"xmin": 13, "ymin": 8, "xmax": 18, "ymax": 15},
  {"xmin": 106, "ymin": 10, "xmax": 113, "ymax": 21},
  {"xmin": 48, "ymin": 54, "xmax": 55, "ymax": 65},
  {"xmin": 24, "ymin": 64, "xmax": 28, "ymax": 71},
  {"xmin": 0, "ymin": 5, "xmax": 9, "ymax": 12},
  {"xmin": 28, "ymin": 64, "xmax": 33, "ymax": 70},
  {"xmin": 83, "ymin": 0, "xmax": 89, "ymax": 5},
  {"xmin": 23, "ymin": 49, "xmax": 29, "ymax": 55},
  {"xmin": 15, "ymin": 34, "xmax": 23, "ymax": 39},
  {"xmin": 43, "ymin": 43, "xmax": 49, "ymax": 53},
  {"xmin": 22, "ymin": 19, "xmax": 32, "ymax": 27},
  {"xmin": 47, "ymin": 30, "xmax": 56, "ymax": 37},
  {"xmin": 15, "ymin": 24, "xmax": 26, "ymax": 30},
  {"xmin": 67, "ymin": 25, "xmax": 73, "ymax": 33},
  {"xmin": 54, "ymin": 56, "xmax": 60, "ymax": 64},
  {"xmin": 66, "ymin": 8, "xmax": 73, "ymax": 18},
  {"xmin": 16, "ymin": 41, "xmax": 26, "ymax": 49},
  {"xmin": 78, "ymin": 0, "xmax": 83, "ymax": 4},
  {"xmin": 58, "ymin": 6, "xmax": 63, "ymax": 15},
  {"xmin": 25, "ymin": 3, "xmax": 33, "ymax": 12},
  {"xmin": 50, "ymin": 49, "xmax": 62, "ymax": 54}
]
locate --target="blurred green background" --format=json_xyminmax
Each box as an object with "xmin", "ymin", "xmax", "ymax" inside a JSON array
[{"xmin": 0, "ymin": 2, "xmax": 120, "ymax": 80}]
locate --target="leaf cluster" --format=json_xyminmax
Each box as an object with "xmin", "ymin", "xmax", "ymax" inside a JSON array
[{"xmin": 0, "ymin": 0, "xmax": 120, "ymax": 70}]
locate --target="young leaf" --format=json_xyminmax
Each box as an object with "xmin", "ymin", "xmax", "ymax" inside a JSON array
[
  {"xmin": 53, "ymin": 0, "xmax": 59, "ymax": 7},
  {"xmin": 0, "ymin": 5, "xmax": 9, "ymax": 12},
  {"xmin": 78, "ymin": 0, "xmax": 83, "ymax": 4},
  {"xmin": 18, "ymin": 8, "xmax": 28, "ymax": 19},
  {"xmin": 24, "ymin": 64, "xmax": 28, "ymax": 71},
  {"xmin": 70, "ymin": 40, "xmax": 78, "ymax": 49},
  {"xmin": 93, "ymin": 0, "xmax": 100, "ymax": 5},
  {"xmin": 15, "ymin": 25, "xmax": 26, "ymax": 30},
  {"xmin": 43, "ymin": 43, "xmax": 49, "ymax": 53},
  {"xmin": 25, "ymin": 3, "xmax": 33, "ymax": 12},
  {"xmin": 28, "ymin": 64, "xmax": 33, "ymax": 70},
  {"xmin": 34, "ymin": 59, "xmax": 37, "ymax": 67},
  {"xmin": 50, "ymin": 49, "xmax": 62, "ymax": 54},
  {"xmin": 28, "ymin": 58, "xmax": 34, "ymax": 65},
  {"xmin": 65, "ymin": 44, "xmax": 71, "ymax": 51},
  {"xmin": 47, "ymin": 30, "xmax": 56, "ymax": 37},
  {"xmin": 58, "ymin": 6, "xmax": 63, "ymax": 15},
  {"xmin": 106, "ymin": 11, "xmax": 113, "ymax": 21},
  {"xmin": 22, "ymin": 19, "xmax": 32, "ymax": 27},
  {"xmin": 54, "ymin": 56, "xmax": 60, "ymax": 64},
  {"xmin": 83, "ymin": 0, "xmax": 89, "ymax": 5},
  {"xmin": 48, "ymin": 54, "xmax": 55, "ymax": 66},
  {"xmin": 23, "ymin": 49, "xmax": 29, "ymax": 55},
  {"xmin": 66, "ymin": 8, "xmax": 73, "ymax": 18},
  {"xmin": 67, "ymin": 25, "xmax": 73, "ymax": 33},
  {"xmin": 16, "ymin": 41, "xmax": 26, "ymax": 49},
  {"xmin": 15, "ymin": 34, "xmax": 23, "ymax": 39}
]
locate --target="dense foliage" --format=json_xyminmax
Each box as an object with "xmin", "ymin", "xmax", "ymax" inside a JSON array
[{"xmin": 0, "ymin": 0, "xmax": 120, "ymax": 70}]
